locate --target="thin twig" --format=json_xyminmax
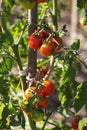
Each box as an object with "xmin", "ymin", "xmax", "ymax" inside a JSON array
[{"xmin": 43, "ymin": 55, "xmax": 55, "ymax": 80}]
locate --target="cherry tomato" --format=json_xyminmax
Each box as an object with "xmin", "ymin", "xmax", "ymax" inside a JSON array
[
  {"xmin": 40, "ymin": 43, "xmax": 53, "ymax": 56},
  {"xmin": 40, "ymin": 30, "xmax": 49, "ymax": 40},
  {"xmin": 24, "ymin": 87, "xmax": 36, "ymax": 100},
  {"xmin": 35, "ymin": 96, "xmax": 48, "ymax": 108},
  {"xmin": 38, "ymin": 80, "xmax": 55, "ymax": 96},
  {"xmin": 36, "ymin": 0, "xmax": 47, "ymax": 2},
  {"xmin": 71, "ymin": 116, "xmax": 79, "ymax": 129},
  {"xmin": 51, "ymin": 37, "xmax": 63, "ymax": 51},
  {"xmin": 32, "ymin": 108, "xmax": 44, "ymax": 122},
  {"xmin": 42, "ymin": 66, "xmax": 48, "ymax": 76},
  {"xmin": 20, "ymin": 0, "xmax": 36, "ymax": 9},
  {"xmin": 28, "ymin": 33, "xmax": 43, "ymax": 49}
]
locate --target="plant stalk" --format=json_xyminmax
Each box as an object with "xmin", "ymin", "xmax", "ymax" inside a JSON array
[
  {"xmin": 27, "ymin": 3, "xmax": 38, "ymax": 130},
  {"xmin": 12, "ymin": 45, "xmax": 26, "ymax": 91},
  {"xmin": 52, "ymin": 0, "xmax": 58, "ymax": 31}
]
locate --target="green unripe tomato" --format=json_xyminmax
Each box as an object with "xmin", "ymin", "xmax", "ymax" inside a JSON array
[
  {"xmin": 32, "ymin": 108, "xmax": 44, "ymax": 122},
  {"xmin": 20, "ymin": 0, "xmax": 36, "ymax": 9}
]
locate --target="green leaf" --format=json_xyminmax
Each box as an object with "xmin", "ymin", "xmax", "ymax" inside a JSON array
[
  {"xmin": 82, "ymin": 13, "xmax": 87, "ymax": 26},
  {"xmin": 71, "ymin": 39, "xmax": 80, "ymax": 50},
  {"xmin": 79, "ymin": 118, "xmax": 87, "ymax": 130},
  {"xmin": 2, "ymin": 107, "xmax": 10, "ymax": 120},
  {"xmin": 74, "ymin": 81, "xmax": 87, "ymax": 112},
  {"xmin": 4, "ymin": 57, "xmax": 13, "ymax": 71},
  {"xmin": 0, "ymin": 102, "xmax": 5, "ymax": 119},
  {"xmin": 11, "ymin": 117, "xmax": 20, "ymax": 126},
  {"xmin": 61, "ymin": 66, "xmax": 76, "ymax": 85},
  {"xmin": 59, "ymin": 87, "xmax": 72, "ymax": 107},
  {"xmin": 77, "ymin": 0, "xmax": 87, "ymax": 10},
  {"xmin": 18, "ymin": 112, "xmax": 25, "ymax": 129},
  {"xmin": 5, "ymin": 30, "xmax": 14, "ymax": 45}
]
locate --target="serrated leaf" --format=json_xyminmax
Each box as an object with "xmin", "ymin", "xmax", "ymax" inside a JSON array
[
  {"xmin": 59, "ymin": 87, "xmax": 72, "ymax": 107},
  {"xmin": 79, "ymin": 118, "xmax": 87, "ymax": 130},
  {"xmin": 61, "ymin": 66, "xmax": 76, "ymax": 85},
  {"xmin": 18, "ymin": 112, "xmax": 25, "ymax": 129},
  {"xmin": 4, "ymin": 57, "xmax": 13, "ymax": 71},
  {"xmin": 74, "ymin": 81, "xmax": 87, "ymax": 112},
  {"xmin": 5, "ymin": 30, "xmax": 14, "ymax": 45},
  {"xmin": 71, "ymin": 39, "xmax": 80, "ymax": 50}
]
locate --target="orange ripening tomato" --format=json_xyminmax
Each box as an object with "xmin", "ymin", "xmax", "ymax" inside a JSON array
[
  {"xmin": 40, "ymin": 43, "xmax": 54, "ymax": 56},
  {"xmin": 35, "ymin": 96, "xmax": 48, "ymax": 108},
  {"xmin": 28, "ymin": 33, "xmax": 43, "ymax": 49},
  {"xmin": 38, "ymin": 80, "xmax": 55, "ymax": 96},
  {"xmin": 36, "ymin": 0, "xmax": 47, "ymax": 3},
  {"xmin": 42, "ymin": 66, "xmax": 48, "ymax": 76},
  {"xmin": 24, "ymin": 87, "xmax": 36, "ymax": 100},
  {"xmin": 71, "ymin": 116, "xmax": 79, "ymax": 129}
]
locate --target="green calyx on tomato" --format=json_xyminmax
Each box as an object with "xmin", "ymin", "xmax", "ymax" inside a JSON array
[
  {"xmin": 32, "ymin": 108, "xmax": 44, "ymax": 122},
  {"xmin": 20, "ymin": 0, "xmax": 36, "ymax": 9}
]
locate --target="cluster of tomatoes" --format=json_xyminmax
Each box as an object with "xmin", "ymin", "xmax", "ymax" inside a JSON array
[
  {"xmin": 28, "ymin": 28, "xmax": 63, "ymax": 56},
  {"xmin": 20, "ymin": 0, "xmax": 48, "ymax": 10},
  {"xmin": 23, "ymin": 80, "xmax": 55, "ymax": 122}
]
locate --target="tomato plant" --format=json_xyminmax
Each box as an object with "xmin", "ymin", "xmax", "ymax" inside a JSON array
[{"xmin": 0, "ymin": 0, "xmax": 87, "ymax": 130}]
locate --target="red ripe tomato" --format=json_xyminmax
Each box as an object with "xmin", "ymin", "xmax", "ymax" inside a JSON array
[
  {"xmin": 28, "ymin": 33, "xmax": 43, "ymax": 49},
  {"xmin": 35, "ymin": 96, "xmax": 48, "ymax": 108},
  {"xmin": 40, "ymin": 30, "xmax": 49, "ymax": 40},
  {"xmin": 71, "ymin": 116, "xmax": 79, "ymax": 129},
  {"xmin": 36, "ymin": 0, "xmax": 47, "ymax": 3},
  {"xmin": 40, "ymin": 43, "xmax": 53, "ymax": 56},
  {"xmin": 24, "ymin": 87, "xmax": 36, "ymax": 100},
  {"xmin": 51, "ymin": 37, "xmax": 63, "ymax": 51},
  {"xmin": 42, "ymin": 66, "xmax": 48, "ymax": 76},
  {"xmin": 39, "ymin": 80, "xmax": 55, "ymax": 96}
]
